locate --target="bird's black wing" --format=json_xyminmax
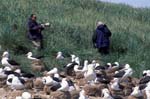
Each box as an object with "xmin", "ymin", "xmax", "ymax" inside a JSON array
[
  {"xmin": 113, "ymin": 71, "xmax": 125, "ymax": 78},
  {"xmin": 139, "ymin": 76, "xmax": 150, "ymax": 84},
  {"xmin": 19, "ymin": 78, "xmax": 25, "ymax": 84},
  {"xmin": 22, "ymin": 73, "xmax": 35, "ymax": 78},
  {"xmin": 50, "ymin": 83, "xmax": 61, "ymax": 91},
  {"xmin": 52, "ymin": 76, "xmax": 61, "ymax": 82},
  {"xmin": 8, "ymin": 60, "xmax": 20, "ymax": 65}
]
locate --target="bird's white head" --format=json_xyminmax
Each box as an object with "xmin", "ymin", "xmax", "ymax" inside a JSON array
[
  {"xmin": 14, "ymin": 69, "xmax": 21, "ymax": 74},
  {"xmin": 75, "ymin": 57, "xmax": 80, "ymax": 64},
  {"xmin": 124, "ymin": 64, "xmax": 130, "ymax": 69},
  {"xmin": 107, "ymin": 63, "xmax": 111, "ymax": 66},
  {"xmin": 57, "ymin": 51, "xmax": 62, "ymax": 55},
  {"xmin": 92, "ymin": 60, "xmax": 96, "ymax": 64},
  {"xmin": 26, "ymin": 52, "xmax": 32, "ymax": 57},
  {"xmin": 42, "ymin": 76, "xmax": 53, "ymax": 85},
  {"xmin": 2, "ymin": 51, "xmax": 9, "ymax": 57},
  {"xmin": 114, "ymin": 62, "xmax": 119, "ymax": 66},
  {"xmin": 112, "ymin": 78, "xmax": 119, "ymax": 82}
]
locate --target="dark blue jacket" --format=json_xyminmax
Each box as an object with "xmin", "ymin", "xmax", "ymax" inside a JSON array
[
  {"xmin": 27, "ymin": 18, "xmax": 44, "ymax": 41},
  {"xmin": 92, "ymin": 24, "xmax": 111, "ymax": 48}
]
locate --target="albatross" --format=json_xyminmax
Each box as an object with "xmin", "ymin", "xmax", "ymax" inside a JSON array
[
  {"xmin": 56, "ymin": 51, "xmax": 64, "ymax": 59},
  {"xmin": 84, "ymin": 63, "xmax": 96, "ymax": 83},
  {"xmin": 26, "ymin": 52, "xmax": 44, "ymax": 61},
  {"xmin": 57, "ymin": 78, "xmax": 69, "ymax": 91},
  {"xmin": 1, "ymin": 51, "xmax": 20, "ymax": 68},
  {"xmin": 113, "ymin": 64, "xmax": 133, "ymax": 79},
  {"xmin": 11, "ymin": 76, "xmax": 25, "ymax": 90},
  {"xmin": 79, "ymin": 89, "xmax": 89, "ymax": 99},
  {"xmin": 47, "ymin": 67, "xmax": 58, "ymax": 75},
  {"xmin": 74, "ymin": 60, "xmax": 88, "ymax": 74}
]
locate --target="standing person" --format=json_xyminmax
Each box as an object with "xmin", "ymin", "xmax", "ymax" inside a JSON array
[
  {"xmin": 92, "ymin": 21, "xmax": 112, "ymax": 54},
  {"xmin": 27, "ymin": 14, "xmax": 45, "ymax": 49}
]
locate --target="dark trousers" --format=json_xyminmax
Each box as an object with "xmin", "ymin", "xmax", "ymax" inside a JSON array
[
  {"xmin": 98, "ymin": 46, "xmax": 109, "ymax": 55},
  {"xmin": 38, "ymin": 39, "xmax": 44, "ymax": 49}
]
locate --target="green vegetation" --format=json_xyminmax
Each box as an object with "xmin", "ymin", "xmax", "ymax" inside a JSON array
[{"xmin": 0, "ymin": 0, "xmax": 150, "ymax": 77}]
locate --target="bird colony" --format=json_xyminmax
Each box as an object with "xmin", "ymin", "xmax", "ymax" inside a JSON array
[{"xmin": 0, "ymin": 51, "xmax": 150, "ymax": 99}]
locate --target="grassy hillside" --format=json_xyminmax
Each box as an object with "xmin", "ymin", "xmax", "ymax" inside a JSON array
[{"xmin": 0, "ymin": 0, "xmax": 150, "ymax": 77}]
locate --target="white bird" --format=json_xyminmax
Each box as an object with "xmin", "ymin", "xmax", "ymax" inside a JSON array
[
  {"xmin": 107, "ymin": 63, "xmax": 112, "ymax": 69},
  {"xmin": 26, "ymin": 52, "xmax": 43, "ymax": 61},
  {"xmin": 64, "ymin": 54, "xmax": 77, "ymax": 68},
  {"xmin": 110, "ymin": 78, "xmax": 122, "ymax": 91},
  {"xmin": 11, "ymin": 76, "xmax": 25, "ymax": 90},
  {"xmin": 143, "ymin": 70, "xmax": 150, "ymax": 76},
  {"xmin": 2, "ymin": 51, "xmax": 9, "ymax": 57},
  {"xmin": 1, "ymin": 51, "xmax": 20, "ymax": 68},
  {"xmin": 112, "ymin": 62, "xmax": 119, "ymax": 67},
  {"xmin": 56, "ymin": 51, "xmax": 64, "ymax": 59},
  {"xmin": 42, "ymin": 76, "xmax": 59, "ymax": 86},
  {"xmin": 54, "ymin": 73, "xmax": 60, "ymax": 78},
  {"xmin": 102, "ymin": 88, "xmax": 114, "ymax": 99},
  {"xmin": 57, "ymin": 78, "xmax": 69, "ymax": 91},
  {"xmin": 65, "ymin": 55, "xmax": 79, "ymax": 68},
  {"xmin": 122, "ymin": 64, "xmax": 133, "ymax": 79},
  {"xmin": 47, "ymin": 67, "xmax": 58, "ymax": 75},
  {"xmin": 74, "ymin": 60, "xmax": 88, "ymax": 73},
  {"xmin": 84, "ymin": 63, "xmax": 96, "ymax": 82},
  {"xmin": 79, "ymin": 89, "xmax": 89, "ymax": 99},
  {"xmin": 83, "ymin": 60, "xmax": 89, "ymax": 71},
  {"xmin": 114, "ymin": 64, "xmax": 133, "ymax": 79},
  {"xmin": 71, "ymin": 54, "xmax": 76, "ymax": 62},
  {"xmin": 130, "ymin": 86, "xmax": 143, "ymax": 97}
]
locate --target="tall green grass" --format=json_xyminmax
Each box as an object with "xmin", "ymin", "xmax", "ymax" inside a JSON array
[{"xmin": 0, "ymin": 0, "xmax": 150, "ymax": 77}]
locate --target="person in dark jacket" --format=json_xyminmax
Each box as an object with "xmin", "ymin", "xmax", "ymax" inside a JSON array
[
  {"xmin": 27, "ymin": 14, "xmax": 45, "ymax": 49},
  {"xmin": 92, "ymin": 21, "xmax": 112, "ymax": 54}
]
